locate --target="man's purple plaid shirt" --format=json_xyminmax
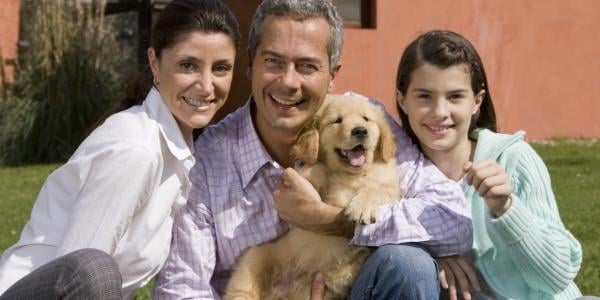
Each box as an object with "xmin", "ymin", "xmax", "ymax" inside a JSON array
[{"xmin": 153, "ymin": 100, "xmax": 472, "ymax": 299}]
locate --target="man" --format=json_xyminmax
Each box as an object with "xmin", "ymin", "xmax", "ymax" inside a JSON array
[{"xmin": 154, "ymin": 0, "xmax": 471, "ymax": 299}]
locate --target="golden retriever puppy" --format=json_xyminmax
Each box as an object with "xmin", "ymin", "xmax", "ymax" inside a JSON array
[{"xmin": 224, "ymin": 94, "xmax": 401, "ymax": 300}]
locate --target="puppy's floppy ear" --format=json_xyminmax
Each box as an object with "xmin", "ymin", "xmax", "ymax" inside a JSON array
[
  {"xmin": 290, "ymin": 117, "xmax": 320, "ymax": 164},
  {"xmin": 375, "ymin": 107, "xmax": 397, "ymax": 163}
]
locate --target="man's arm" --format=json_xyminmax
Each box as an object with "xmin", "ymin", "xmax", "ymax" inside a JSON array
[
  {"xmin": 153, "ymin": 162, "xmax": 218, "ymax": 299},
  {"xmin": 351, "ymin": 179, "xmax": 472, "ymax": 257},
  {"xmin": 274, "ymin": 163, "xmax": 472, "ymax": 257},
  {"xmin": 153, "ymin": 206, "xmax": 218, "ymax": 299}
]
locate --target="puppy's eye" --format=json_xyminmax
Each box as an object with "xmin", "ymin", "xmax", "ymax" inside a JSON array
[
  {"xmin": 334, "ymin": 117, "xmax": 343, "ymax": 124},
  {"xmin": 363, "ymin": 116, "xmax": 369, "ymax": 122}
]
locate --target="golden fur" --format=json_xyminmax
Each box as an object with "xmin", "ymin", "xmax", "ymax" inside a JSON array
[{"xmin": 224, "ymin": 94, "xmax": 402, "ymax": 300}]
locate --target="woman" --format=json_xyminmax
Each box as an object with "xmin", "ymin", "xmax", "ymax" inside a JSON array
[
  {"xmin": 395, "ymin": 30, "xmax": 582, "ymax": 299},
  {"xmin": 0, "ymin": 0, "xmax": 239, "ymax": 298}
]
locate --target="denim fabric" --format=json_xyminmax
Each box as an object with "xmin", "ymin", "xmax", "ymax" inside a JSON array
[{"xmin": 350, "ymin": 244, "xmax": 440, "ymax": 300}]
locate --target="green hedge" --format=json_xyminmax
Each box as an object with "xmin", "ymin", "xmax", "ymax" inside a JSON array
[{"xmin": 0, "ymin": 0, "xmax": 123, "ymax": 165}]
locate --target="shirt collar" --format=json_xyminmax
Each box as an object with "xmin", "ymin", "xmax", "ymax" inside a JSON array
[
  {"xmin": 471, "ymin": 128, "xmax": 526, "ymax": 162},
  {"xmin": 144, "ymin": 87, "xmax": 194, "ymax": 161},
  {"xmin": 237, "ymin": 99, "xmax": 280, "ymax": 188}
]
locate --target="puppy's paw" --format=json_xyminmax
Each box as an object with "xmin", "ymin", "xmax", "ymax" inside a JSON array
[{"xmin": 344, "ymin": 195, "xmax": 381, "ymax": 224}]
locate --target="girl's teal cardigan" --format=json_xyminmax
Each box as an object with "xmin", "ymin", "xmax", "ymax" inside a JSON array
[{"xmin": 468, "ymin": 129, "xmax": 582, "ymax": 299}]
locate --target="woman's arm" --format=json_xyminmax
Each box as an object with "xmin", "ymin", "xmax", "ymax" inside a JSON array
[{"xmin": 56, "ymin": 143, "xmax": 161, "ymax": 255}]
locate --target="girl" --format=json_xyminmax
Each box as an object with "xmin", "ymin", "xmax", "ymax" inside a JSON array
[
  {"xmin": 395, "ymin": 30, "xmax": 582, "ymax": 299},
  {"xmin": 0, "ymin": 0, "xmax": 239, "ymax": 298}
]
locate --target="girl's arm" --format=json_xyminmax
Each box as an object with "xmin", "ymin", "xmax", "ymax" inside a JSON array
[{"xmin": 490, "ymin": 142, "xmax": 582, "ymax": 293}]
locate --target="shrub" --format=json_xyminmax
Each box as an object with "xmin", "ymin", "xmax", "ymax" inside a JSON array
[{"xmin": 0, "ymin": 0, "xmax": 123, "ymax": 165}]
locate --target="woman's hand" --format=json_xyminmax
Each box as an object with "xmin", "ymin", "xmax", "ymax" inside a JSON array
[
  {"xmin": 438, "ymin": 256, "xmax": 481, "ymax": 300},
  {"xmin": 464, "ymin": 160, "xmax": 512, "ymax": 217}
]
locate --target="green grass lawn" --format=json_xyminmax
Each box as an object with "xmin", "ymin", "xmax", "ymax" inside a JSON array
[
  {"xmin": 0, "ymin": 140, "xmax": 598, "ymax": 297},
  {"xmin": 532, "ymin": 140, "xmax": 600, "ymax": 295}
]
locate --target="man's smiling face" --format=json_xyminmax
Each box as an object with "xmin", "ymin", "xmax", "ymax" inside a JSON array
[{"xmin": 250, "ymin": 15, "xmax": 336, "ymax": 136}]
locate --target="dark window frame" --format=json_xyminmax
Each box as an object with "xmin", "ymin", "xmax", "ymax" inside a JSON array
[{"xmin": 338, "ymin": 0, "xmax": 376, "ymax": 29}]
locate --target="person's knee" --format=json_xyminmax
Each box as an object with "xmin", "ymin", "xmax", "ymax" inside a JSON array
[
  {"xmin": 60, "ymin": 248, "xmax": 122, "ymax": 299},
  {"xmin": 352, "ymin": 244, "xmax": 439, "ymax": 299},
  {"xmin": 372, "ymin": 244, "xmax": 438, "ymax": 283},
  {"xmin": 65, "ymin": 248, "xmax": 120, "ymax": 278},
  {"xmin": 370, "ymin": 244, "xmax": 439, "ymax": 292}
]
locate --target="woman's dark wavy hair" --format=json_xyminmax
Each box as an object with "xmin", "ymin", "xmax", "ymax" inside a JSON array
[
  {"xmin": 119, "ymin": 0, "xmax": 240, "ymax": 111},
  {"xmin": 396, "ymin": 30, "xmax": 497, "ymax": 146}
]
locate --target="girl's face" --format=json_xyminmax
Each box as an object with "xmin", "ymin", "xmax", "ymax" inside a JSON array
[
  {"xmin": 149, "ymin": 31, "xmax": 236, "ymax": 136},
  {"xmin": 397, "ymin": 63, "xmax": 483, "ymax": 158}
]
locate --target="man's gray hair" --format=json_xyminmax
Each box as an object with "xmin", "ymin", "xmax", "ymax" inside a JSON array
[{"xmin": 248, "ymin": 0, "xmax": 344, "ymax": 74}]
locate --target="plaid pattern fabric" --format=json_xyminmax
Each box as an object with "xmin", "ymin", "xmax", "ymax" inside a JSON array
[
  {"xmin": 0, "ymin": 249, "xmax": 122, "ymax": 300},
  {"xmin": 154, "ymin": 100, "xmax": 472, "ymax": 299}
]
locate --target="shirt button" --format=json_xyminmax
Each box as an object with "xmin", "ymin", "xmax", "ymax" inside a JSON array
[{"xmin": 184, "ymin": 159, "xmax": 194, "ymax": 169}]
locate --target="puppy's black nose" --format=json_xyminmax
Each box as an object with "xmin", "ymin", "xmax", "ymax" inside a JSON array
[{"xmin": 351, "ymin": 127, "xmax": 368, "ymax": 139}]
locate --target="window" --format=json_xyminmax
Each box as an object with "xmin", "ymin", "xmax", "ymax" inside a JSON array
[{"xmin": 334, "ymin": 0, "xmax": 375, "ymax": 28}]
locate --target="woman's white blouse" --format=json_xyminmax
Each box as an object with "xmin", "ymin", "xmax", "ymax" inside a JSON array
[{"xmin": 0, "ymin": 88, "xmax": 195, "ymax": 298}]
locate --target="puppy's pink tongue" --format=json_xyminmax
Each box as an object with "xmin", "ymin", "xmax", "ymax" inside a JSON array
[{"xmin": 347, "ymin": 149, "xmax": 366, "ymax": 167}]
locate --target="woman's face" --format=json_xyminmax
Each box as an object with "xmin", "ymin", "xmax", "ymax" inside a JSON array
[
  {"xmin": 149, "ymin": 31, "xmax": 236, "ymax": 136},
  {"xmin": 397, "ymin": 63, "xmax": 483, "ymax": 157}
]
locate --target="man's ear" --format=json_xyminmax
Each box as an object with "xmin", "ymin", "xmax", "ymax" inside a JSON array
[
  {"xmin": 147, "ymin": 48, "xmax": 159, "ymax": 77},
  {"xmin": 327, "ymin": 64, "xmax": 342, "ymax": 93},
  {"xmin": 396, "ymin": 89, "xmax": 408, "ymax": 114}
]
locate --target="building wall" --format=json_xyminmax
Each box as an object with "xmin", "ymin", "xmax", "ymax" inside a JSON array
[
  {"xmin": 224, "ymin": 0, "xmax": 600, "ymax": 140},
  {"xmin": 0, "ymin": 0, "xmax": 20, "ymax": 85},
  {"xmin": 337, "ymin": 0, "xmax": 600, "ymax": 140},
  {"xmin": 1, "ymin": 1, "xmax": 598, "ymax": 139}
]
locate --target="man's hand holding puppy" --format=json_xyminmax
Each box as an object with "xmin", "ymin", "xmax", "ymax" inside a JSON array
[{"xmin": 274, "ymin": 168, "xmax": 353, "ymax": 236}]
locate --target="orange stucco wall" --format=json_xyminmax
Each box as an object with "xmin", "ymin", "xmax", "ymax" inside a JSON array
[
  {"xmin": 222, "ymin": 0, "xmax": 599, "ymax": 140},
  {"xmin": 0, "ymin": 0, "xmax": 20, "ymax": 84},
  {"xmin": 6, "ymin": 1, "xmax": 593, "ymax": 139},
  {"xmin": 337, "ymin": 0, "xmax": 600, "ymax": 140}
]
